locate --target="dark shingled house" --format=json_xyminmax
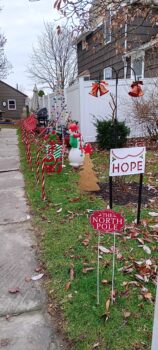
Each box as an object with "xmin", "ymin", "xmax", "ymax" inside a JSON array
[{"xmin": 0, "ymin": 80, "xmax": 28, "ymax": 120}]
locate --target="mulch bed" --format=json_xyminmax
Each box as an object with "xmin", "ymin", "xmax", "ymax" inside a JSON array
[{"xmin": 95, "ymin": 181, "xmax": 158, "ymax": 205}]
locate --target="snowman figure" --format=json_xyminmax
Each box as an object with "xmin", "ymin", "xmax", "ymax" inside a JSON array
[{"xmin": 68, "ymin": 123, "xmax": 85, "ymax": 168}]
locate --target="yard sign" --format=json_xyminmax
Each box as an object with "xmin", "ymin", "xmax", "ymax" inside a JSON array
[
  {"xmin": 109, "ymin": 147, "xmax": 146, "ymax": 177},
  {"xmin": 109, "ymin": 147, "xmax": 146, "ymax": 224},
  {"xmin": 90, "ymin": 209, "xmax": 124, "ymax": 305}
]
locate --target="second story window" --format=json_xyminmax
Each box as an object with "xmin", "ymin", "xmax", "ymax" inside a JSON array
[
  {"xmin": 104, "ymin": 9, "xmax": 112, "ymax": 44},
  {"xmin": 131, "ymin": 52, "xmax": 144, "ymax": 80},
  {"xmin": 8, "ymin": 99, "xmax": 16, "ymax": 110}
]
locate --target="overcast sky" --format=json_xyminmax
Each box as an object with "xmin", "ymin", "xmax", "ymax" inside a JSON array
[{"xmin": 0, "ymin": 0, "xmax": 58, "ymax": 97}]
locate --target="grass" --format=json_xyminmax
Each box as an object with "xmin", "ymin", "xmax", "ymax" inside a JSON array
[{"xmin": 18, "ymin": 129, "xmax": 158, "ymax": 350}]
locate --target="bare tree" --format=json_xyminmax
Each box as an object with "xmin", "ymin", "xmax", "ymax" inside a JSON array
[
  {"xmin": 131, "ymin": 80, "xmax": 158, "ymax": 139},
  {"xmin": 27, "ymin": 23, "xmax": 77, "ymax": 91},
  {"xmin": 54, "ymin": 0, "xmax": 158, "ymax": 43},
  {"xmin": 0, "ymin": 32, "xmax": 11, "ymax": 79}
]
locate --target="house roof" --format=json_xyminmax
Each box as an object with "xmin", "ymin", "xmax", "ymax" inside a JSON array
[
  {"xmin": 76, "ymin": 30, "xmax": 93, "ymax": 44},
  {"xmin": 0, "ymin": 80, "xmax": 28, "ymax": 97},
  {"xmin": 123, "ymin": 36, "xmax": 158, "ymax": 58}
]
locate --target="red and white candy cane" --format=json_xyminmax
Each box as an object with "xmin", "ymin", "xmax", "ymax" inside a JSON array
[
  {"xmin": 36, "ymin": 146, "xmax": 41, "ymax": 185},
  {"xmin": 41, "ymin": 156, "xmax": 46, "ymax": 201},
  {"xmin": 27, "ymin": 134, "xmax": 33, "ymax": 171}
]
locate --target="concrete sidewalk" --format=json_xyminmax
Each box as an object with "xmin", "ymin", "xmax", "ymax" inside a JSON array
[{"xmin": 0, "ymin": 128, "xmax": 62, "ymax": 350}]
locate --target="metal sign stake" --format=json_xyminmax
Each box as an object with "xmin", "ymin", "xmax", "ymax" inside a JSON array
[
  {"xmin": 97, "ymin": 232, "xmax": 101, "ymax": 305},
  {"xmin": 111, "ymin": 232, "xmax": 116, "ymax": 304}
]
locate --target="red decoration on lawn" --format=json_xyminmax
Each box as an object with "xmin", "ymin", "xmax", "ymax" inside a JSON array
[
  {"xmin": 128, "ymin": 81, "xmax": 144, "ymax": 97},
  {"xmin": 41, "ymin": 157, "xmax": 46, "ymax": 201},
  {"xmin": 83, "ymin": 143, "xmax": 93, "ymax": 154},
  {"xmin": 90, "ymin": 209, "xmax": 124, "ymax": 233},
  {"xmin": 89, "ymin": 80, "xmax": 109, "ymax": 97},
  {"xmin": 23, "ymin": 113, "xmax": 37, "ymax": 132}
]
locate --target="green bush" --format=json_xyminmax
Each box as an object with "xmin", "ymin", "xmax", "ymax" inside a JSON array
[{"xmin": 95, "ymin": 119, "xmax": 130, "ymax": 149}]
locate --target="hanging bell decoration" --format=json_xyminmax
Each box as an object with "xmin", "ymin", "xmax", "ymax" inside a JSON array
[
  {"xmin": 128, "ymin": 81, "xmax": 144, "ymax": 97},
  {"xmin": 89, "ymin": 80, "xmax": 109, "ymax": 97}
]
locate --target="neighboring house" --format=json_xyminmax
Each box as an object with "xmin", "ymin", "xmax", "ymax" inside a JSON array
[
  {"xmin": 0, "ymin": 80, "xmax": 28, "ymax": 120},
  {"xmin": 77, "ymin": 4, "xmax": 158, "ymax": 81}
]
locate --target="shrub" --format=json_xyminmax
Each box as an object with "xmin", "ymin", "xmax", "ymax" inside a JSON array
[{"xmin": 95, "ymin": 119, "xmax": 130, "ymax": 149}]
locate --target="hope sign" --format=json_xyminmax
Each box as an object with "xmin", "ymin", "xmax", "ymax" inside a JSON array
[{"xmin": 109, "ymin": 147, "xmax": 146, "ymax": 177}]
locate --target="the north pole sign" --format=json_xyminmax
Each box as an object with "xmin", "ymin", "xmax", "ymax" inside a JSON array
[{"xmin": 90, "ymin": 210, "xmax": 124, "ymax": 233}]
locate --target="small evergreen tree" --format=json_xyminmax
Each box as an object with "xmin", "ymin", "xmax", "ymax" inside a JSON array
[{"xmin": 95, "ymin": 119, "xmax": 130, "ymax": 149}]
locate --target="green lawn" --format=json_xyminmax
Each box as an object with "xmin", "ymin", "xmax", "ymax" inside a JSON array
[{"xmin": 19, "ymin": 130, "xmax": 158, "ymax": 350}]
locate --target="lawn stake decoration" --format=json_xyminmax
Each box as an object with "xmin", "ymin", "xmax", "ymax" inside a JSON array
[
  {"xmin": 109, "ymin": 147, "xmax": 146, "ymax": 224},
  {"xmin": 68, "ymin": 123, "xmax": 85, "ymax": 168},
  {"xmin": 41, "ymin": 156, "xmax": 47, "ymax": 201},
  {"xmin": 79, "ymin": 144, "xmax": 100, "ymax": 192},
  {"xmin": 89, "ymin": 80, "xmax": 109, "ymax": 97},
  {"xmin": 90, "ymin": 209, "xmax": 124, "ymax": 305}
]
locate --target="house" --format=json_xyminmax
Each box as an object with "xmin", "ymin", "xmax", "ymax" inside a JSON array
[
  {"xmin": 77, "ymin": 2, "xmax": 158, "ymax": 81},
  {"xmin": 0, "ymin": 80, "xmax": 28, "ymax": 120},
  {"xmin": 64, "ymin": 2, "xmax": 158, "ymax": 142}
]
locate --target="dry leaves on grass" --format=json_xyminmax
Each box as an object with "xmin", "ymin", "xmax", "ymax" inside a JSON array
[
  {"xmin": 83, "ymin": 267, "xmax": 95, "ymax": 273},
  {"xmin": 82, "ymin": 232, "xmax": 91, "ymax": 247},
  {"xmin": 65, "ymin": 281, "xmax": 71, "ymax": 291},
  {"xmin": 69, "ymin": 263, "xmax": 75, "ymax": 280},
  {"xmin": 123, "ymin": 311, "xmax": 131, "ymax": 319}
]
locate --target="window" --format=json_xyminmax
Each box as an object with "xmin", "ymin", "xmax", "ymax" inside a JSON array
[
  {"xmin": 103, "ymin": 67, "xmax": 112, "ymax": 80},
  {"xmin": 131, "ymin": 52, "xmax": 144, "ymax": 80},
  {"xmin": 82, "ymin": 40, "xmax": 87, "ymax": 50},
  {"xmin": 8, "ymin": 99, "xmax": 16, "ymax": 110},
  {"xmin": 104, "ymin": 9, "xmax": 112, "ymax": 44}
]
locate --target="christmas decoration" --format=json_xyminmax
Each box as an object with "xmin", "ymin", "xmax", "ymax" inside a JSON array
[
  {"xmin": 128, "ymin": 81, "xmax": 144, "ymax": 97},
  {"xmin": 89, "ymin": 80, "xmax": 109, "ymax": 97},
  {"xmin": 68, "ymin": 123, "xmax": 85, "ymax": 168},
  {"xmin": 79, "ymin": 147, "xmax": 100, "ymax": 191}
]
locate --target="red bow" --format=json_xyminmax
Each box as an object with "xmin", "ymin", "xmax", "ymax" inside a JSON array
[{"xmin": 89, "ymin": 80, "xmax": 109, "ymax": 97}]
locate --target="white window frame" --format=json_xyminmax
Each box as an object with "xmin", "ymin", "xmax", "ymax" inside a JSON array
[
  {"xmin": 131, "ymin": 51, "xmax": 145, "ymax": 80},
  {"xmin": 8, "ymin": 99, "xmax": 16, "ymax": 110},
  {"xmin": 103, "ymin": 67, "xmax": 112, "ymax": 80},
  {"xmin": 104, "ymin": 8, "xmax": 112, "ymax": 45}
]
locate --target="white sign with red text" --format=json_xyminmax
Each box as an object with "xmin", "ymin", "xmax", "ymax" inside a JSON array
[{"xmin": 109, "ymin": 147, "xmax": 146, "ymax": 177}]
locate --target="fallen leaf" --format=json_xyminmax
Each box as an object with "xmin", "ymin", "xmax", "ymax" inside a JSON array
[
  {"xmin": 8, "ymin": 288, "xmax": 20, "ymax": 294},
  {"xmin": 82, "ymin": 233, "xmax": 91, "ymax": 247},
  {"xmin": 31, "ymin": 273, "xmax": 44, "ymax": 281},
  {"xmin": 92, "ymin": 342, "xmax": 100, "ymax": 348},
  {"xmin": 143, "ymin": 291, "xmax": 153, "ymax": 301},
  {"xmin": 148, "ymin": 212, "xmax": 158, "ymax": 217},
  {"xmin": 65, "ymin": 281, "xmax": 71, "ymax": 291},
  {"xmin": 99, "ymin": 245, "xmax": 111, "ymax": 253},
  {"xmin": 106, "ymin": 298, "xmax": 110, "ymax": 312},
  {"xmin": 70, "ymin": 264, "xmax": 75, "ymax": 280},
  {"xmin": 123, "ymin": 311, "xmax": 131, "ymax": 318},
  {"xmin": 83, "ymin": 267, "xmax": 95, "ymax": 273},
  {"xmin": 69, "ymin": 197, "xmax": 81, "ymax": 202},
  {"xmin": 137, "ymin": 238, "xmax": 144, "ymax": 245},
  {"xmin": 56, "ymin": 207, "xmax": 62, "ymax": 213},
  {"xmin": 135, "ymin": 274, "xmax": 144, "ymax": 282},
  {"xmin": 101, "ymin": 279, "xmax": 109, "ymax": 285},
  {"xmin": 143, "ymin": 245, "xmax": 151, "ymax": 255}
]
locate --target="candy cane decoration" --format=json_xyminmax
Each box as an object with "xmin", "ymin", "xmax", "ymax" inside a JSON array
[
  {"xmin": 36, "ymin": 146, "xmax": 41, "ymax": 185},
  {"xmin": 41, "ymin": 156, "xmax": 46, "ymax": 201},
  {"xmin": 27, "ymin": 135, "xmax": 33, "ymax": 171}
]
